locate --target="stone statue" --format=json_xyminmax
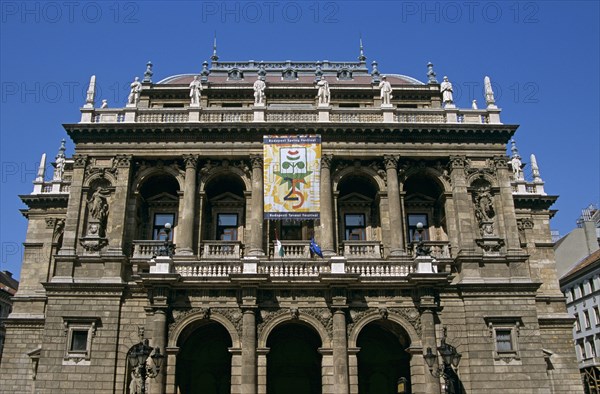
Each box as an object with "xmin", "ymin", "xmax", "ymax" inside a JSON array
[
  {"xmin": 510, "ymin": 155, "xmax": 523, "ymax": 180},
  {"xmin": 471, "ymin": 99, "xmax": 478, "ymax": 109},
  {"xmin": 253, "ymin": 77, "xmax": 266, "ymax": 105},
  {"xmin": 484, "ymin": 76, "xmax": 495, "ymax": 106},
  {"xmin": 129, "ymin": 371, "xmax": 140, "ymax": 394},
  {"xmin": 473, "ymin": 187, "xmax": 496, "ymax": 236},
  {"xmin": 53, "ymin": 155, "xmax": 66, "ymax": 181},
  {"xmin": 440, "ymin": 76, "xmax": 453, "ymax": 104},
  {"xmin": 127, "ymin": 77, "xmax": 142, "ymax": 105},
  {"xmin": 189, "ymin": 76, "xmax": 202, "ymax": 106},
  {"xmin": 87, "ymin": 187, "xmax": 110, "ymax": 225},
  {"xmin": 101, "ymin": 99, "xmax": 108, "ymax": 108},
  {"xmin": 378, "ymin": 76, "xmax": 393, "ymax": 105},
  {"xmin": 316, "ymin": 76, "xmax": 330, "ymax": 105}
]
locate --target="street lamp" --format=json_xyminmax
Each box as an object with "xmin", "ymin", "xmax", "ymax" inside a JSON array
[
  {"xmin": 127, "ymin": 339, "xmax": 164, "ymax": 394},
  {"xmin": 424, "ymin": 327, "xmax": 462, "ymax": 394},
  {"xmin": 157, "ymin": 222, "xmax": 174, "ymax": 257},
  {"xmin": 415, "ymin": 222, "xmax": 431, "ymax": 257}
]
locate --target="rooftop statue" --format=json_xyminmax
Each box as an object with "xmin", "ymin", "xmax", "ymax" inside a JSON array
[
  {"xmin": 253, "ymin": 77, "xmax": 266, "ymax": 106},
  {"xmin": 316, "ymin": 76, "xmax": 330, "ymax": 106},
  {"xmin": 378, "ymin": 75, "xmax": 393, "ymax": 106},
  {"xmin": 128, "ymin": 77, "xmax": 142, "ymax": 105},
  {"xmin": 441, "ymin": 76, "xmax": 453, "ymax": 105},
  {"xmin": 189, "ymin": 76, "xmax": 202, "ymax": 106}
]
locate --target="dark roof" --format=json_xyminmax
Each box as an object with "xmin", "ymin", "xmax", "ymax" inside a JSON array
[
  {"xmin": 0, "ymin": 270, "xmax": 19, "ymax": 295},
  {"xmin": 560, "ymin": 249, "xmax": 600, "ymax": 284},
  {"xmin": 158, "ymin": 73, "xmax": 423, "ymax": 86}
]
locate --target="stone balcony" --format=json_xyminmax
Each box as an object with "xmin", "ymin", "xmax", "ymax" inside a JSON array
[
  {"xmin": 82, "ymin": 106, "xmax": 500, "ymax": 125},
  {"xmin": 131, "ymin": 239, "xmax": 451, "ymax": 280}
]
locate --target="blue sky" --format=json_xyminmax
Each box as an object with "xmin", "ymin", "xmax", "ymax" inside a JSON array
[{"xmin": 1, "ymin": 1, "xmax": 598, "ymax": 277}]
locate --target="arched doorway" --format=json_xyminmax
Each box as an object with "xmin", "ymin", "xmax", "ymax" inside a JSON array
[
  {"xmin": 176, "ymin": 322, "xmax": 232, "ymax": 394},
  {"xmin": 267, "ymin": 323, "xmax": 322, "ymax": 394},
  {"xmin": 357, "ymin": 321, "xmax": 411, "ymax": 394}
]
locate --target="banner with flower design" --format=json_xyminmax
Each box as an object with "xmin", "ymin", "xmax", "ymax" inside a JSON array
[{"xmin": 263, "ymin": 135, "xmax": 321, "ymax": 220}]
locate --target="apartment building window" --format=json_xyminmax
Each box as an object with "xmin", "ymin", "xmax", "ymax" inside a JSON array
[
  {"xmin": 594, "ymin": 306, "xmax": 600, "ymax": 326},
  {"xmin": 591, "ymin": 278, "xmax": 596, "ymax": 292},
  {"xmin": 580, "ymin": 283, "xmax": 586, "ymax": 298},
  {"xmin": 575, "ymin": 313, "xmax": 581, "ymax": 332},
  {"xmin": 585, "ymin": 310, "xmax": 592, "ymax": 329},
  {"xmin": 588, "ymin": 337, "xmax": 597, "ymax": 358}
]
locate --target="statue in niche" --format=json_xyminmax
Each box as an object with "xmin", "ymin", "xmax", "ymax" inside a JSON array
[
  {"xmin": 378, "ymin": 75, "xmax": 393, "ymax": 105},
  {"xmin": 316, "ymin": 76, "xmax": 330, "ymax": 105},
  {"xmin": 253, "ymin": 77, "xmax": 266, "ymax": 105},
  {"xmin": 473, "ymin": 186, "xmax": 495, "ymax": 236},
  {"xmin": 87, "ymin": 187, "xmax": 110, "ymax": 235},
  {"xmin": 189, "ymin": 75, "xmax": 202, "ymax": 105},
  {"xmin": 127, "ymin": 77, "xmax": 142, "ymax": 105}
]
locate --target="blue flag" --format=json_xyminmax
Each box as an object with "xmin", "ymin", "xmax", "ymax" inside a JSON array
[{"xmin": 310, "ymin": 237, "xmax": 324, "ymax": 258}]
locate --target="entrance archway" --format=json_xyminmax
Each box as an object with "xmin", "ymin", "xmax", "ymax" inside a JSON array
[
  {"xmin": 267, "ymin": 323, "xmax": 322, "ymax": 394},
  {"xmin": 176, "ymin": 322, "xmax": 232, "ymax": 394},
  {"xmin": 357, "ymin": 321, "xmax": 411, "ymax": 394}
]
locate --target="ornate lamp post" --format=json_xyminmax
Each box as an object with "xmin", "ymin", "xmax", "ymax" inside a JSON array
[
  {"xmin": 157, "ymin": 222, "xmax": 174, "ymax": 257},
  {"xmin": 424, "ymin": 327, "xmax": 462, "ymax": 394},
  {"xmin": 127, "ymin": 339, "xmax": 164, "ymax": 394},
  {"xmin": 415, "ymin": 222, "xmax": 431, "ymax": 257}
]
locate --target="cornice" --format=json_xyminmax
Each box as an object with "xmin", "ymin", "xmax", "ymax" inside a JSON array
[
  {"xmin": 512, "ymin": 194, "xmax": 558, "ymax": 211},
  {"xmin": 64, "ymin": 123, "xmax": 518, "ymax": 145},
  {"xmin": 20, "ymin": 194, "xmax": 69, "ymax": 209},
  {"xmin": 43, "ymin": 282, "xmax": 126, "ymax": 296}
]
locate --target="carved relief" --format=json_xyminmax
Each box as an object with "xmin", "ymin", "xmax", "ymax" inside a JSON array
[
  {"xmin": 212, "ymin": 307, "xmax": 243, "ymax": 337},
  {"xmin": 73, "ymin": 154, "xmax": 88, "ymax": 168},
  {"xmin": 183, "ymin": 154, "xmax": 199, "ymax": 169},
  {"xmin": 114, "ymin": 154, "xmax": 132, "ymax": 168},
  {"xmin": 169, "ymin": 307, "xmax": 211, "ymax": 337}
]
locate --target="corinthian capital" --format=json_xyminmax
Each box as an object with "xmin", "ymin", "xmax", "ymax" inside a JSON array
[
  {"xmin": 183, "ymin": 154, "xmax": 199, "ymax": 169},
  {"xmin": 321, "ymin": 154, "xmax": 333, "ymax": 170},
  {"xmin": 383, "ymin": 155, "xmax": 398, "ymax": 170},
  {"xmin": 249, "ymin": 154, "xmax": 263, "ymax": 169}
]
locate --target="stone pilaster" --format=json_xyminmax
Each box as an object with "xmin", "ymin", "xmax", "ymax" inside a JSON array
[
  {"xmin": 384, "ymin": 155, "xmax": 404, "ymax": 256},
  {"xmin": 320, "ymin": 155, "xmax": 335, "ymax": 255},
  {"xmin": 105, "ymin": 155, "xmax": 132, "ymax": 256},
  {"xmin": 177, "ymin": 155, "xmax": 198, "ymax": 256},
  {"xmin": 247, "ymin": 155, "xmax": 264, "ymax": 256},
  {"xmin": 494, "ymin": 157, "xmax": 521, "ymax": 254},
  {"xmin": 449, "ymin": 156, "xmax": 476, "ymax": 254},
  {"xmin": 150, "ymin": 308, "xmax": 167, "ymax": 394},
  {"xmin": 241, "ymin": 309, "xmax": 257, "ymax": 394}
]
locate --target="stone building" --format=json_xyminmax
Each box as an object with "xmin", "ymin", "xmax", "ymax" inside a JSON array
[
  {"xmin": 0, "ymin": 51, "xmax": 583, "ymax": 393},
  {"xmin": 0, "ymin": 270, "xmax": 19, "ymax": 362},
  {"xmin": 558, "ymin": 206, "xmax": 600, "ymax": 393}
]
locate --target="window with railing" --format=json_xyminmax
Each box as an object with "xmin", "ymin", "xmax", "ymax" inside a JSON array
[
  {"xmin": 345, "ymin": 214, "xmax": 366, "ymax": 240},
  {"xmin": 217, "ymin": 213, "xmax": 238, "ymax": 241},
  {"xmin": 153, "ymin": 213, "xmax": 175, "ymax": 240},
  {"xmin": 408, "ymin": 214, "xmax": 429, "ymax": 242}
]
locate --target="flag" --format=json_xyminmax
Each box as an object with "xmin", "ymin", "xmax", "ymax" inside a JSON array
[
  {"xmin": 275, "ymin": 238, "xmax": 285, "ymax": 258},
  {"xmin": 310, "ymin": 237, "xmax": 324, "ymax": 258}
]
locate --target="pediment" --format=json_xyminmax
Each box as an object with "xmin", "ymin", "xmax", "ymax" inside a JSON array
[
  {"xmin": 338, "ymin": 192, "xmax": 373, "ymax": 204},
  {"xmin": 210, "ymin": 192, "xmax": 245, "ymax": 206},
  {"xmin": 146, "ymin": 192, "xmax": 179, "ymax": 204}
]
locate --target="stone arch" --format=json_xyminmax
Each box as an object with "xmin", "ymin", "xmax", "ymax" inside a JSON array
[
  {"xmin": 168, "ymin": 309, "xmax": 241, "ymax": 349},
  {"xmin": 199, "ymin": 165, "xmax": 251, "ymax": 193},
  {"xmin": 258, "ymin": 311, "xmax": 331, "ymax": 348},
  {"xmin": 401, "ymin": 167, "xmax": 450, "ymax": 193},
  {"xmin": 83, "ymin": 172, "xmax": 117, "ymax": 188},
  {"xmin": 132, "ymin": 165, "xmax": 185, "ymax": 194},
  {"xmin": 348, "ymin": 310, "xmax": 421, "ymax": 349},
  {"xmin": 333, "ymin": 165, "xmax": 386, "ymax": 193},
  {"xmin": 467, "ymin": 172, "xmax": 498, "ymax": 189}
]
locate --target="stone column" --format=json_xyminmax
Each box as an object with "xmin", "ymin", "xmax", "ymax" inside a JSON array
[
  {"xmin": 320, "ymin": 155, "xmax": 335, "ymax": 255},
  {"xmin": 177, "ymin": 155, "xmax": 198, "ymax": 255},
  {"xmin": 420, "ymin": 294, "xmax": 440, "ymax": 394},
  {"xmin": 332, "ymin": 309, "xmax": 349, "ymax": 394},
  {"xmin": 150, "ymin": 308, "xmax": 167, "ymax": 394},
  {"xmin": 241, "ymin": 309, "xmax": 257, "ymax": 394},
  {"xmin": 384, "ymin": 155, "xmax": 404, "ymax": 256},
  {"xmin": 248, "ymin": 155, "xmax": 264, "ymax": 256}
]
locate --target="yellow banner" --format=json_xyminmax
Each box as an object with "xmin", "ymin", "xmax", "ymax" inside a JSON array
[{"xmin": 263, "ymin": 135, "xmax": 321, "ymax": 220}]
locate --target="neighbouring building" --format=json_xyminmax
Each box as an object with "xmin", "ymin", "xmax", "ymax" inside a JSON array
[
  {"xmin": 0, "ymin": 47, "xmax": 584, "ymax": 393},
  {"xmin": 0, "ymin": 270, "xmax": 19, "ymax": 362},
  {"xmin": 558, "ymin": 206, "xmax": 600, "ymax": 393}
]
